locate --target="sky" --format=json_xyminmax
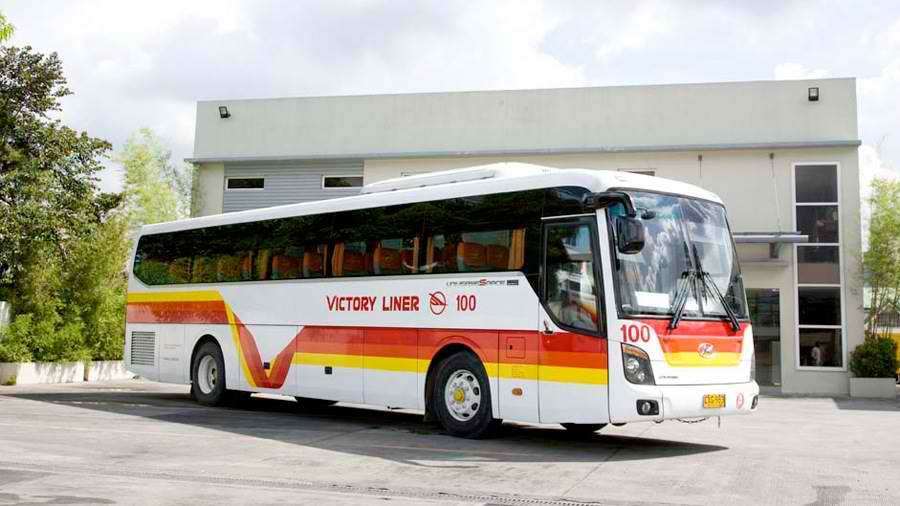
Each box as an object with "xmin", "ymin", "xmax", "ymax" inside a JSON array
[{"xmin": 3, "ymin": 0, "xmax": 899, "ymax": 196}]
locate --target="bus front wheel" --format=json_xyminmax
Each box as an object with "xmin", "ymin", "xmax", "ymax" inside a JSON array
[
  {"xmin": 191, "ymin": 341, "xmax": 229, "ymax": 406},
  {"xmin": 432, "ymin": 351, "xmax": 500, "ymax": 439}
]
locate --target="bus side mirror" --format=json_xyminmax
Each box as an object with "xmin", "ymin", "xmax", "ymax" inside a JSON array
[{"xmin": 616, "ymin": 217, "xmax": 645, "ymax": 254}]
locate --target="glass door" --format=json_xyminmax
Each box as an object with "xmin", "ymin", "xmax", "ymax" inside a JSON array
[{"xmin": 746, "ymin": 288, "xmax": 781, "ymax": 386}]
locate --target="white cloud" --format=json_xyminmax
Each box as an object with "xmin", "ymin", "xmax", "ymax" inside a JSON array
[
  {"xmin": 591, "ymin": 1, "xmax": 674, "ymax": 62},
  {"xmin": 773, "ymin": 63, "xmax": 829, "ymax": 80},
  {"xmin": 3, "ymin": 0, "xmax": 900, "ymax": 194},
  {"xmin": 2, "ymin": 0, "xmax": 585, "ymax": 193}
]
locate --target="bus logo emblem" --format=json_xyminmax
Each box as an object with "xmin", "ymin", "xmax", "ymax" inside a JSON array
[
  {"xmin": 698, "ymin": 343, "xmax": 716, "ymax": 359},
  {"xmin": 428, "ymin": 291, "xmax": 447, "ymax": 315}
]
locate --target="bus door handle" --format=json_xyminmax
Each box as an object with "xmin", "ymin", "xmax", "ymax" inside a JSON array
[{"xmin": 542, "ymin": 320, "xmax": 554, "ymax": 336}]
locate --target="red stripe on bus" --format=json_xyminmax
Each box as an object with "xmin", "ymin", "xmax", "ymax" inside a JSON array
[{"xmin": 126, "ymin": 301, "xmax": 228, "ymax": 324}]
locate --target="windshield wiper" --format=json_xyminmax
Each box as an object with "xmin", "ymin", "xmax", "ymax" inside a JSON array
[
  {"xmin": 691, "ymin": 244, "xmax": 741, "ymax": 332},
  {"xmin": 668, "ymin": 241, "xmax": 697, "ymax": 330}
]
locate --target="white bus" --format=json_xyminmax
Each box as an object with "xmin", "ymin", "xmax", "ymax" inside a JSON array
[{"xmin": 126, "ymin": 163, "xmax": 759, "ymax": 438}]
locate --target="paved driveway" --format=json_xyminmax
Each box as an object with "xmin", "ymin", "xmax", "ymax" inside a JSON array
[{"xmin": 0, "ymin": 381, "xmax": 898, "ymax": 505}]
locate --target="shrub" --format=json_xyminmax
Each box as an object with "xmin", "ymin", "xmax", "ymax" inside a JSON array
[
  {"xmin": 0, "ymin": 315, "xmax": 34, "ymax": 363},
  {"xmin": 849, "ymin": 336, "xmax": 898, "ymax": 378}
]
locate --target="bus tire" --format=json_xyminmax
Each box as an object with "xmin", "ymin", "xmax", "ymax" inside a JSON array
[
  {"xmin": 190, "ymin": 341, "xmax": 228, "ymax": 406},
  {"xmin": 561, "ymin": 423, "xmax": 606, "ymax": 434},
  {"xmin": 432, "ymin": 351, "xmax": 500, "ymax": 439}
]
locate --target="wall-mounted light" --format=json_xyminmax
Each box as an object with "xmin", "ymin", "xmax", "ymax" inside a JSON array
[
  {"xmin": 808, "ymin": 87, "xmax": 819, "ymax": 102},
  {"xmin": 218, "ymin": 106, "xmax": 231, "ymax": 119}
]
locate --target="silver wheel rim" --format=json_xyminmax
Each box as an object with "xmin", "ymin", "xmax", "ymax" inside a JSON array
[
  {"xmin": 197, "ymin": 355, "xmax": 218, "ymax": 395},
  {"xmin": 444, "ymin": 369, "xmax": 482, "ymax": 422}
]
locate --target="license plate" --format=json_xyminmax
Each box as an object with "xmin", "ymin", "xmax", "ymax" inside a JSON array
[{"xmin": 703, "ymin": 394, "xmax": 726, "ymax": 409}]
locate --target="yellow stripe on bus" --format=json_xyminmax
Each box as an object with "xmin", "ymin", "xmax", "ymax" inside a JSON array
[
  {"xmin": 363, "ymin": 356, "xmax": 421, "ymax": 373},
  {"xmin": 538, "ymin": 365, "xmax": 609, "ymax": 385},
  {"xmin": 292, "ymin": 353, "xmax": 365, "ymax": 369},
  {"xmin": 664, "ymin": 352, "xmax": 742, "ymax": 367},
  {"xmin": 127, "ymin": 291, "xmax": 223, "ymax": 303}
]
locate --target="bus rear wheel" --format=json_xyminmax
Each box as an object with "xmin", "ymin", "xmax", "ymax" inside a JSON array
[
  {"xmin": 432, "ymin": 351, "xmax": 500, "ymax": 439},
  {"xmin": 191, "ymin": 341, "xmax": 229, "ymax": 406}
]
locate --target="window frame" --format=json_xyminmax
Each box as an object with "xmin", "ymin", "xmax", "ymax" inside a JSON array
[
  {"xmin": 322, "ymin": 175, "xmax": 364, "ymax": 190},
  {"xmin": 791, "ymin": 162, "xmax": 846, "ymax": 372},
  {"xmin": 225, "ymin": 177, "xmax": 265, "ymax": 191},
  {"xmin": 540, "ymin": 216, "xmax": 606, "ymax": 338}
]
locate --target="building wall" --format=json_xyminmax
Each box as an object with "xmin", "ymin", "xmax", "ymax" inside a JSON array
[
  {"xmin": 364, "ymin": 145, "xmax": 864, "ymax": 395},
  {"xmin": 192, "ymin": 79, "xmax": 857, "ymax": 162},
  {"xmin": 221, "ymin": 160, "xmax": 363, "ymax": 213},
  {"xmin": 194, "ymin": 163, "xmax": 225, "ymax": 216}
]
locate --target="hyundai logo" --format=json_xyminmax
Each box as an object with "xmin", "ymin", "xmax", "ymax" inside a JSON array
[{"xmin": 697, "ymin": 342, "xmax": 716, "ymax": 359}]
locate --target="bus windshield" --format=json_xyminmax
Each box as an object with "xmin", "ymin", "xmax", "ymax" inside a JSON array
[{"xmin": 611, "ymin": 191, "xmax": 748, "ymax": 320}]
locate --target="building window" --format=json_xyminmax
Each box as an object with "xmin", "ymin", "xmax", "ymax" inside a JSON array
[
  {"xmin": 226, "ymin": 177, "xmax": 264, "ymax": 190},
  {"xmin": 747, "ymin": 288, "xmax": 781, "ymax": 386},
  {"xmin": 323, "ymin": 175, "xmax": 363, "ymax": 189},
  {"xmin": 793, "ymin": 163, "xmax": 843, "ymax": 369},
  {"xmin": 619, "ymin": 169, "xmax": 655, "ymax": 177}
]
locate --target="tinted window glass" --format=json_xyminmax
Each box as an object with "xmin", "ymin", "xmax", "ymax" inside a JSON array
[
  {"xmin": 543, "ymin": 187, "xmax": 586, "ymax": 218},
  {"xmin": 227, "ymin": 178, "xmax": 264, "ymax": 190},
  {"xmin": 799, "ymin": 328, "xmax": 842, "ymax": 367},
  {"xmin": 796, "ymin": 206, "xmax": 839, "ymax": 243},
  {"xmin": 798, "ymin": 287, "xmax": 841, "ymax": 325},
  {"xmin": 797, "ymin": 246, "xmax": 840, "ymax": 284},
  {"xmin": 795, "ymin": 165, "xmax": 838, "ymax": 203},
  {"xmin": 545, "ymin": 222, "xmax": 599, "ymax": 333},
  {"xmin": 324, "ymin": 176, "xmax": 363, "ymax": 188},
  {"xmin": 133, "ymin": 188, "xmax": 554, "ymax": 286}
]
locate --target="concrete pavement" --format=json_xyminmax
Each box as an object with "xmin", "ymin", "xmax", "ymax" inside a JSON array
[{"xmin": 0, "ymin": 380, "xmax": 898, "ymax": 505}]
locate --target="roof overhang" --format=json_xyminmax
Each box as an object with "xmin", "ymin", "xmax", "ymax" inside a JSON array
[
  {"xmin": 185, "ymin": 139, "xmax": 862, "ymax": 164},
  {"xmin": 733, "ymin": 232, "xmax": 808, "ymax": 259}
]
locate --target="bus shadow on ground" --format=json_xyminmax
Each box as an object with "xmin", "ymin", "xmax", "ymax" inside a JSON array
[{"xmin": 7, "ymin": 388, "xmax": 727, "ymax": 466}]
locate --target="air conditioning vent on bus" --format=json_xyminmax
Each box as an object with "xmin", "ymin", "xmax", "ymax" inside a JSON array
[
  {"xmin": 131, "ymin": 331, "xmax": 156, "ymax": 366},
  {"xmin": 359, "ymin": 163, "xmax": 554, "ymax": 194}
]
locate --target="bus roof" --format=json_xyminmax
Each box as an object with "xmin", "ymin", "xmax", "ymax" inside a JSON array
[{"xmin": 140, "ymin": 163, "xmax": 722, "ymax": 235}]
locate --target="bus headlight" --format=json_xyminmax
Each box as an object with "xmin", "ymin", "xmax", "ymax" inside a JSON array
[{"xmin": 622, "ymin": 344, "xmax": 655, "ymax": 385}]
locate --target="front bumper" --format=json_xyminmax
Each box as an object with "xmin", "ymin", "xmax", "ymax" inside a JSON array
[{"xmin": 659, "ymin": 381, "xmax": 759, "ymax": 419}]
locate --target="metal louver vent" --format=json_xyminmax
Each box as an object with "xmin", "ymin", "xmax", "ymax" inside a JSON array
[{"xmin": 131, "ymin": 331, "xmax": 156, "ymax": 366}]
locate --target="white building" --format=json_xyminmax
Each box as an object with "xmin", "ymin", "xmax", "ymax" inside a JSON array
[{"xmin": 189, "ymin": 79, "xmax": 863, "ymax": 396}]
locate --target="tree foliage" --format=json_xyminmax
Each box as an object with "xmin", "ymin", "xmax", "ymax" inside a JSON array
[
  {"xmin": 0, "ymin": 12, "xmax": 13, "ymax": 43},
  {"xmin": 116, "ymin": 128, "xmax": 192, "ymax": 227},
  {"xmin": 864, "ymin": 178, "xmax": 900, "ymax": 337},
  {"xmin": 0, "ymin": 45, "xmax": 117, "ymax": 289},
  {"xmin": 0, "ymin": 43, "xmax": 127, "ymax": 362}
]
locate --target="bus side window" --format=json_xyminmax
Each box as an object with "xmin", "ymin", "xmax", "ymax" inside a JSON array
[
  {"xmin": 302, "ymin": 244, "xmax": 327, "ymax": 278},
  {"xmin": 423, "ymin": 235, "xmax": 458, "ymax": 273},
  {"xmin": 373, "ymin": 238, "xmax": 416, "ymax": 275},
  {"xmin": 543, "ymin": 222, "xmax": 600, "ymax": 333},
  {"xmin": 271, "ymin": 247, "xmax": 302, "ymax": 280},
  {"xmin": 332, "ymin": 241, "xmax": 370, "ymax": 277}
]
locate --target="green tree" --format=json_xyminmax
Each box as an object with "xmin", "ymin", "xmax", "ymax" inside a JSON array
[
  {"xmin": 0, "ymin": 12, "xmax": 14, "ymax": 43},
  {"xmin": 0, "ymin": 45, "xmax": 116, "ymax": 291},
  {"xmin": 0, "ymin": 42, "xmax": 126, "ymax": 362},
  {"xmin": 864, "ymin": 178, "xmax": 900, "ymax": 337},
  {"xmin": 116, "ymin": 128, "xmax": 192, "ymax": 227}
]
